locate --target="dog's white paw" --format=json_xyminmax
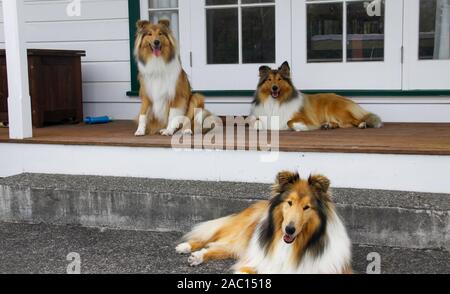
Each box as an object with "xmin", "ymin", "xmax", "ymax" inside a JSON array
[
  {"xmin": 176, "ymin": 243, "xmax": 192, "ymax": 255},
  {"xmin": 135, "ymin": 128, "xmax": 146, "ymax": 136},
  {"xmin": 160, "ymin": 128, "xmax": 175, "ymax": 136},
  {"xmin": 292, "ymin": 123, "xmax": 309, "ymax": 132},
  {"xmin": 188, "ymin": 249, "xmax": 206, "ymax": 267},
  {"xmin": 358, "ymin": 122, "xmax": 368, "ymax": 129},
  {"xmin": 182, "ymin": 129, "xmax": 193, "ymax": 136}
]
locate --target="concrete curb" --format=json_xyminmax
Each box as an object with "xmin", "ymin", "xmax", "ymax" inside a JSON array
[{"xmin": 1, "ymin": 173, "xmax": 449, "ymax": 250}]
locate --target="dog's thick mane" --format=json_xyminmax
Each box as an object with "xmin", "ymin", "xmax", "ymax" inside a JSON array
[{"xmin": 258, "ymin": 182, "xmax": 330, "ymax": 263}]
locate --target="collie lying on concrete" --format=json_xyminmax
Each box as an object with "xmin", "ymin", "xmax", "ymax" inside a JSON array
[
  {"xmin": 251, "ymin": 62, "xmax": 383, "ymax": 131},
  {"xmin": 176, "ymin": 171, "xmax": 352, "ymax": 274},
  {"xmin": 134, "ymin": 19, "xmax": 210, "ymax": 136}
]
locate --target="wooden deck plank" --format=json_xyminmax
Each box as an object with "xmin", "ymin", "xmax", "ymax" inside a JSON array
[{"xmin": 1, "ymin": 121, "xmax": 450, "ymax": 155}]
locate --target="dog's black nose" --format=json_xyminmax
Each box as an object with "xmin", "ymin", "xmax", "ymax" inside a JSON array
[
  {"xmin": 154, "ymin": 40, "xmax": 161, "ymax": 46},
  {"xmin": 285, "ymin": 226, "xmax": 296, "ymax": 235},
  {"xmin": 272, "ymin": 85, "xmax": 279, "ymax": 92}
]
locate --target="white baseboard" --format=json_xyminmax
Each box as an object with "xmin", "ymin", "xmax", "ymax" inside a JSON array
[{"xmin": 84, "ymin": 96, "xmax": 450, "ymax": 123}]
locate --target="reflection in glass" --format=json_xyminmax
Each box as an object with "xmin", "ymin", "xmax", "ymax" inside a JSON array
[
  {"xmin": 419, "ymin": 0, "xmax": 450, "ymax": 60},
  {"xmin": 242, "ymin": 7, "xmax": 275, "ymax": 63},
  {"xmin": 347, "ymin": 0, "xmax": 385, "ymax": 62},
  {"xmin": 207, "ymin": 9, "xmax": 239, "ymax": 64},
  {"xmin": 307, "ymin": 3, "xmax": 343, "ymax": 62},
  {"xmin": 206, "ymin": 0, "xmax": 237, "ymax": 6}
]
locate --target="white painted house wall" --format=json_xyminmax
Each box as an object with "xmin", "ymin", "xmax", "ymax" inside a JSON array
[{"xmin": 0, "ymin": 0, "xmax": 449, "ymax": 122}]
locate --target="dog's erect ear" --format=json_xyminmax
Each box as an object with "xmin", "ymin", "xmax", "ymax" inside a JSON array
[
  {"xmin": 279, "ymin": 61, "xmax": 291, "ymax": 78},
  {"xmin": 136, "ymin": 20, "xmax": 150, "ymax": 31},
  {"xmin": 272, "ymin": 171, "xmax": 300, "ymax": 196},
  {"xmin": 308, "ymin": 174, "xmax": 330, "ymax": 195},
  {"xmin": 158, "ymin": 19, "xmax": 171, "ymax": 28},
  {"xmin": 259, "ymin": 66, "xmax": 271, "ymax": 78}
]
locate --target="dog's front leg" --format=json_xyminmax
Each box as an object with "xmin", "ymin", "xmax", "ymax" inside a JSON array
[
  {"xmin": 160, "ymin": 108, "xmax": 188, "ymax": 136},
  {"xmin": 135, "ymin": 97, "xmax": 151, "ymax": 136}
]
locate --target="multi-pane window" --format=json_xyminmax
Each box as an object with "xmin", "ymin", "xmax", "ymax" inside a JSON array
[
  {"xmin": 419, "ymin": 0, "xmax": 450, "ymax": 60},
  {"xmin": 205, "ymin": 0, "xmax": 276, "ymax": 64},
  {"xmin": 306, "ymin": 0, "xmax": 385, "ymax": 63},
  {"xmin": 147, "ymin": 0, "xmax": 180, "ymax": 39}
]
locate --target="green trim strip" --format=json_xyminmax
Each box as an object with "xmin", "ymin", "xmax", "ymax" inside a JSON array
[
  {"xmin": 127, "ymin": 90, "xmax": 450, "ymax": 97},
  {"xmin": 128, "ymin": 0, "xmax": 140, "ymax": 94}
]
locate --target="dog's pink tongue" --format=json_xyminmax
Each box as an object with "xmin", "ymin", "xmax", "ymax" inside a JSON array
[
  {"xmin": 284, "ymin": 235, "xmax": 295, "ymax": 244},
  {"xmin": 154, "ymin": 49, "xmax": 162, "ymax": 57}
]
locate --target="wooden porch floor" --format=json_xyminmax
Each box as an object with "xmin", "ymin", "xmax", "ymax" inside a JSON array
[{"xmin": 1, "ymin": 121, "xmax": 450, "ymax": 155}]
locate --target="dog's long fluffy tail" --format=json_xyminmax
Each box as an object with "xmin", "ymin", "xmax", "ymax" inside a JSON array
[
  {"xmin": 183, "ymin": 216, "xmax": 233, "ymax": 242},
  {"xmin": 361, "ymin": 113, "xmax": 383, "ymax": 128},
  {"xmin": 349, "ymin": 103, "xmax": 383, "ymax": 129}
]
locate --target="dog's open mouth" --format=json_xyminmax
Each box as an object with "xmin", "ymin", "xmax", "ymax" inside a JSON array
[
  {"xmin": 271, "ymin": 90, "xmax": 280, "ymax": 99},
  {"xmin": 152, "ymin": 45, "xmax": 162, "ymax": 57},
  {"xmin": 283, "ymin": 234, "xmax": 296, "ymax": 244}
]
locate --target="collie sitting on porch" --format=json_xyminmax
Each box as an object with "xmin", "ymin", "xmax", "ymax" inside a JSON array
[
  {"xmin": 176, "ymin": 171, "xmax": 352, "ymax": 274},
  {"xmin": 133, "ymin": 19, "xmax": 211, "ymax": 136}
]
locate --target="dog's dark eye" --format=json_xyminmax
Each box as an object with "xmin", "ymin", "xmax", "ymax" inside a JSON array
[
  {"xmin": 304, "ymin": 205, "xmax": 310, "ymax": 211},
  {"xmin": 268, "ymin": 78, "xmax": 272, "ymax": 82},
  {"xmin": 278, "ymin": 78, "xmax": 282, "ymax": 81},
  {"xmin": 287, "ymin": 201, "xmax": 293, "ymax": 207},
  {"xmin": 148, "ymin": 33, "xmax": 153, "ymax": 36},
  {"xmin": 159, "ymin": 32, "xmax": 163, "ymax": 36}
]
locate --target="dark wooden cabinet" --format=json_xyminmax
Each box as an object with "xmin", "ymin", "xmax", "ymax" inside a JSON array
[{"xmin": 0, "ymin": 49, "xmax": 86, "ymax": 127}]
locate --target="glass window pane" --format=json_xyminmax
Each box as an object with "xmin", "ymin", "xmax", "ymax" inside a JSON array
[
  {"xmin": 419, "ymin": 0, "xmax": 450, "ymax": 60},
  {"xmin": 149, "ymin": 11, "xmax": 179, "ymax": 40},
  {"xmin": 307, "ymin": 3, "xmax": 343, "ymax": 63},
  {"xmin": 242, "ymin": 6, "xmax": 275, "ymax": 63},
  {"xmin": 242, "ymin": 0, "xmax": 274, "ymax": 4},
  {"xmin": 206, "ymin": 0, "xmax": 237, "ymax": 6},
  {"xmin": 207, "ymin": 9, "xmax": 239, "ymax": 64},
  {"xmin": 347, "ymin": 0, "xmax": 385, "ymax": 62},
  {"xmin": 149, "ymin": 0, "xmax": 178, "ymax": 9}
]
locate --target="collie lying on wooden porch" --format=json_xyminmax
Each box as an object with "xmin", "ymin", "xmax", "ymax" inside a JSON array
[
  {"xmin": 176, "ymin": 171, "xmax": 352, "ymax": 274},
  {"xmin": 251, "ymin": 62, "xmax": 383, "ymax": 131}
]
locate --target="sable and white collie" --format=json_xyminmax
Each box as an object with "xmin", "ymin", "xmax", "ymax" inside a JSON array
[
  {"xmin": 134, "ymin": 20, "xmax": 209, "ymax": 136},
  {"xmin": 176, "ymin": 171, "xmax": 352, "ymax": 274},
  {"xmin": 251, "ymin": 62, "xmax": 383, "ymax": 131}
]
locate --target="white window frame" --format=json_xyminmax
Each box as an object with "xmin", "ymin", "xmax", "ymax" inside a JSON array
[
  {"xmin": 292, "ymin": 0, "xmax": 404, "ymax": 90},
  {"xmin": 403, "ymin": 0, "xmax": 450, "ymax": 90},
  {"xmin": 138, "ymin": 0, "xmax": 450, "ymax": 92},
  {"xmin": 189, "ymin": 0, "xmax": 292, "ymax": 91}
]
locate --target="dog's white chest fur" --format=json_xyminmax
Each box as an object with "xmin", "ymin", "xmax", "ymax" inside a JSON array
[
  {"xmin": 138, "ymin": 57, "xmax": 182, "ymax": 122},
  {"xmin": 251, "ymin": 95, "xmax": 304, "ymax": 131}
]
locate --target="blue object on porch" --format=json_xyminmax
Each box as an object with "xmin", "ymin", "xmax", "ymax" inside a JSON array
[{"xmin": 84, "ymin": 116, "xmax": 113, "ymax": 124}]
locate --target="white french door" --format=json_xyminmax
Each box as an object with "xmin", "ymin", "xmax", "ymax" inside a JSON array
[
  {"xmin": 291, "ymin": 0, "xmax": 404, "ymax": 90},
  {"xmin": 403, "ymin": 0, "xmax": 450, "ymax": 90},
  {"xmin": 189, "ymin": 0, "xmax": 292, "ymax": 90}
]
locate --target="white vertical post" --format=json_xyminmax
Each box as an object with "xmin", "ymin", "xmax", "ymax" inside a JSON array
[{"xmin": 2, "ymin": 0, "xmax": 32, "ymax": 139}]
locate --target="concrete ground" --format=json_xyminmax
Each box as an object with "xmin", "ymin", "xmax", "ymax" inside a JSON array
[{"xmin": 0, "ymin": 222, "xmax": 448, "ymax": 274}]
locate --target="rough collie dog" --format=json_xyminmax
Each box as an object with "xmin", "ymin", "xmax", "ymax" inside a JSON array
[
  {"xmin": 251, "ymin": 61, "xmax": 383, "ymax": 131},
  {"xmin": 176, "ymin": 171, "xmax": 352, "ymax": 274},
  {"xmin": 134, "ymin": 20, "xmax": 209, "ymax": 136}
]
